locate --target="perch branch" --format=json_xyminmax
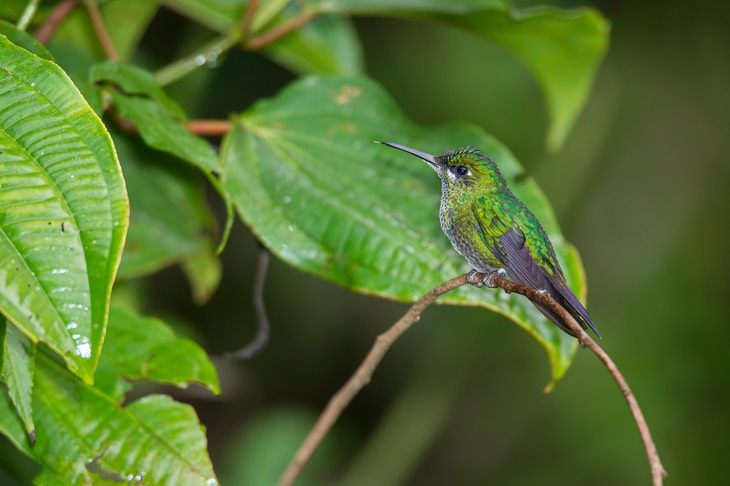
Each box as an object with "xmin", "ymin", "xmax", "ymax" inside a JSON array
[
  {"xmin": 278, "ymin": 272, "xmax": 666, "ymax": 486},
  {"xmin": 490, "ymin": 276, "xmax": 667, "ymax": 486}
]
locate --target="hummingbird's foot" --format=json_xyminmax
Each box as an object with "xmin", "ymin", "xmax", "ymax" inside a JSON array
[
  {"xmin": 483, "ymin": 268, "xmax": 508, "ymax": 288},
  {"xmin": 467, "ymin": 270, "xmax": 485, "ymax": 288},
  {"xmin": 467, "ymin": 269, "xmax": 507, "ymax": 288}
]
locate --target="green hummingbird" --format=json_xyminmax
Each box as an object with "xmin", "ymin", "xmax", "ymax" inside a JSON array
[{"xmin": 379, "ymin": 142, "xmax": 600, "ymax": 338}]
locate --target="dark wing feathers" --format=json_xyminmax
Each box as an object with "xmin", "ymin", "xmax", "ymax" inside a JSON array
[{"xmin": 493, "ymin": 226, "xmax": 600, "ymax": 338}]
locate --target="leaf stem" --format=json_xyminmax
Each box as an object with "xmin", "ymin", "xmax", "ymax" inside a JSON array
[
  {"xmin": 16, "ymin": 0, "xmax": 41, "ymax": 31},
  {"xmin": 34, "ymin": 0, "xmax": 78, "ymax": 44},
  {"xmin": 238, "ymin": 0, "xmax": 259, "ymax": 36},
  {"xmin": 186, "ymin": 119, "xmax": 233, "ymax": 137},
  {"xmin": 154, "ymin": 34, "xmax": 239, "ymax": 87},
  {"xmin": 244, "ymin": 10, "xmax": 317, "ymax": 51},
  {"xmin": 278, "ymin": 273, "xmax": 667, "ymax": 486},
  {"xmin": 82, "ymin": 0, "xmax": 118, "ymax": 60}
]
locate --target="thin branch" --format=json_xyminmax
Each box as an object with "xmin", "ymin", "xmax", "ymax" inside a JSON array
[
  {"xmin": 35, "ymin": 0, "xmax": 78, "ymax": 44},
  {"xmin": 490, "ymin": 276, "xmax": 667, "ymax": 486},
  {"xmin": 278, "ymin": 273, "xmax": 666, "ymax": 486},
  {"xmin": 226, "ymin": 244, "xmax": 271, "ymax": 360},
  {"xmin": 17, "ymin": 0, "xmax": 41, "ymax": 31},
  {"xmin": 245, "ymin": 11, "xmax": 317, "ymax": 51},
  {"xmin": 82, "ymin": 0, "xmax": 118, "ymax": 60},
  {"xmin": 277, "ymin": 274, "xmax": 469, "ymax": 486}
]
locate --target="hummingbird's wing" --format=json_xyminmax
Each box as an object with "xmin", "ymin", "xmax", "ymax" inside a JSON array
[{"xmin": 477, "ymin": 210, "xmax": 600, "ymax": 337}]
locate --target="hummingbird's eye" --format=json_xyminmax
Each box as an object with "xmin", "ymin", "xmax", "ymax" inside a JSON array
[{"xmin": 455, "ymin": 166, "xmax": 469, "ymax": 177}]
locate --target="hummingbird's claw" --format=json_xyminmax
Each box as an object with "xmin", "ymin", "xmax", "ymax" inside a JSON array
[
  {"xmin": 467, "ymin": 269, "xmax": 507, "ymax": 288},
  {"xmin": 467, "ymin": 270, "xmax": 485, "ymax": 288},
  {"xmin": 483, "ymin": 268, "xmax": 508, "ymax": 288}
]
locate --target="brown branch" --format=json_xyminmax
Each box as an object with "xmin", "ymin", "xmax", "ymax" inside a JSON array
[
  {"xmin": 35, "ymin": 0, "xmax": 79, "ymax": 44},
  {"xmin": 279, "ymin": 273, "xmax": 667, "ymax": 486},
  {"xmin": 82, "ymin": 0, "xmax": 118, "ymax": 60},
  {"xmin": 277, "ymin": 274, "xmax": 469, "ymax": 486},
  {"xmin": 245, "ymin": 11, "xmax": 317, "ymax": 51},
  {"xmin": 490, "ymin": 276, "xmax": 667, "ymax": 486}
]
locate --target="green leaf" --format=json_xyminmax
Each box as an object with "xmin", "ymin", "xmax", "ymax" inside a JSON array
[
  {"xmin": 97, "ymin": 304, "xmax": 220, "ymax": 397},
  {"xmin": 0, "ymin": 35, "xmax": 128, "ymax": 383},
  {"xmin": 161, "ymin": 0, "xmax": 247, "ymax": 33},
  {"xmin": 94, "ymin": 61, "xmax": 234, "ymax": 255},
  {"xmin": 181, "ymin": 248, "xmax": 223, "ymax": 304},
  {"xmin": 0, "ymin": 19, "xmax": 53, "ymax": 60},
  {"xmin": 0, "ymin": 384, "xmax": 32, "ymax": 458},
  {"xmin": 221, "ymin": 75, "xmax": 586, "ymax": 385},
  {"xmin": 314, "ymin": 0, "xmax": 609, "ymax": 149},
  {"xmin": 112, "ymin": 129, "xmax": 219, "ymax": 282},
  {"xmin": 31, "ymin": 353, "xmax": 217, "ymax": 484},
  {"xmin": 112, "ymin": 93, "xmax": 222, "ymax": 173},
  {"xmin": 0, "ymin": 319, "xmax": 36, "ymax": 439},
  {"xmin": 90, "ymin": 61, "xmax": 187, "ymax": 118}
]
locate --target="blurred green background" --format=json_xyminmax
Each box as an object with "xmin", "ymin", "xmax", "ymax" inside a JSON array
[{"xmin": 3, "ymin": 0, "xmax": 729, "ymax": 484}]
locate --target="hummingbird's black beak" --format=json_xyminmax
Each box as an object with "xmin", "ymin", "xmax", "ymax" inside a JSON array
[{"xmin": 377, "ymin": 141, "xmax": 439, "ymax": 168}]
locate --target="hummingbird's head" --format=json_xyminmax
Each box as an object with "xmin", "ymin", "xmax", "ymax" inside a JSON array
[{"xmin": 379, "ymin": 142, "xmax": 506, "ymax": 193}]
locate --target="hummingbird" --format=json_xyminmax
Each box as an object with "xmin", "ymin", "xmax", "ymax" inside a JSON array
[{"xmin": 379, "ymin": 142, "xmax": 600, "ymax": 338}]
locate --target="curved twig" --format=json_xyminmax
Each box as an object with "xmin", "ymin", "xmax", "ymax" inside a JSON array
[
  {"xmin": 490, "ymin": 276, "xmax": 667, "ymax": 486},
  {"xmin": 278, "ymin": 273, "xmax": 666, "ymax": 486},
  {"xmin": 225, "ymin": 244, "xmax": 271, "ymax": 360}
]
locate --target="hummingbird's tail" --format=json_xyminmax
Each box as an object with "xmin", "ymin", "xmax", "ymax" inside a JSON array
[
  {"xmin": 526, "ymin": 273, "xmax": 601, "ymax": 338},
  {"xmin": 495, "ymin": 228, "xmax": 601, "ymax": 338}
]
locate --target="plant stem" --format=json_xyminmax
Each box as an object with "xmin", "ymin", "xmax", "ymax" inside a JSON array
[
  {"xmin": 154, "ymin": 35, "xmax": 239, "ymax": 86},
  {"xmin": 82, "ymin": 0, "xmax": 118, "ymax": 60},
  {"xmin": 35, "ymin": 0, "xmax": 78, "ymax": 44},
  {"xmin": 16, "ymin": 0, "xmax": 41, "ymax": 31},
  {"xmin": 245, "ymin": 11, "xmax": 316, "ymax": 50},
  {"xmin": 186, "ymin": 119, "xmax": 232, "ymax": 137}
]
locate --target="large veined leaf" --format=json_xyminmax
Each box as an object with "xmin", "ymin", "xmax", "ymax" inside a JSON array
[
  {"xmin": 312, "ymin": 0, "xmax": 609, "ymax": 149},
  {"xmin": 0, "ymin": 35, "xmax": 128, "ymax": 383},
  {"xmin": 221, "ymin": 75, "xmax": 586, "ymax": 384},
  {"xmin": 28, "ymin": 353, "xmax": 217, "ymax": 484}
]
